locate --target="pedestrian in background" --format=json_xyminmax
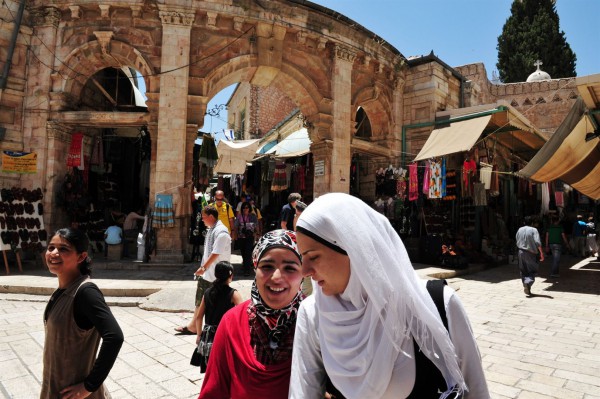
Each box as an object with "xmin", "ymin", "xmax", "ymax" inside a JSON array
[
  {"xmin": 586, "ymin": 215, "xmax": 598, "ymax": 257},
  {"xmin": 42, "ymin": 227, "xmax": 123, "ymax": 398},
  {"xmin": 516, "ymin": 216, "xmax": 545, "ymax": 296},
  {"xmin": 198, "ymin": 230, "xmax": 304, "ymax": 399},
  {"xmin": 236, "ymin": 202, "xmax": 259, "ymax": 276},
  {"xmin": 545, "ymin": 216, "xmax": 569, "ymax": 278},
  {"xmin": 175, "ymin": 206, "xmax": 231, "ymax": 335},
  {"xmin": 290, "ymin": 193, "xmax": 489, "ymax": 398},
  {"xmin": 210, "ymin": 190, "xmax": 236, "ymax": 241},
  {"xmin": 192, "ymin": 261, "xmax": 243, "ymax": 372},
  {"xmin": 572, "ymin": 214, "xmax": 587, "ymax": 257},
  {"xmin": 280, "ymin": 193, "xmax": 301, "ymax": 230}
]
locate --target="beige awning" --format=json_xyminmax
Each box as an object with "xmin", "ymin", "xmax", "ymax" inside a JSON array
[
  {"xmin": 265, "ymin": 128, "xmax": 311, "ymax": 158},
  {"xmin": 413, "ymin": 102, "xmax": 546, "ymax": 162},
  {"xmin": 413, "ymin": 115, "xmax": 492, "ymax": 161},
  {"xmin": 518, "ymin": 93, "xmax": 600, "ymax": 199}
]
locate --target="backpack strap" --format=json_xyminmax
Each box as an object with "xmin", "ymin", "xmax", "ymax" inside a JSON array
[{"xmin": 426, "ymin": 279, "xmax": 449, "ymax": 330}]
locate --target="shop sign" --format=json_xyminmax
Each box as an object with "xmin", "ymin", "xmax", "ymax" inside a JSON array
[
  {"xmin": 1, "ymin": 151, "xmax": 38, "ymax": 174},
  {"xmin": 314, "ymin": 160, "xmax": 325, "ymax": 176}
]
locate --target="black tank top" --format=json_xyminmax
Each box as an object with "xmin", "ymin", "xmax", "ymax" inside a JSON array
[{"xmin": 204, "ymin": 285, "xmax": 235, "ymax": 326}]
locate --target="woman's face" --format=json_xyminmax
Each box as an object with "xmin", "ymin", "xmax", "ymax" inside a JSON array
[
  {"xmin": 296, "ymin": 232, "xmax": 351, "ymax": 296},
  {"xmin": 242, "ymin": 206, "xmax": 250, "ymax": 214},
  {"xmin": 45, "ymin": 235, "xmax": 86, "ymax": 276},
  {"xmin": 255, "ymin": 247, "xmax": 303, "ymax": 309}
]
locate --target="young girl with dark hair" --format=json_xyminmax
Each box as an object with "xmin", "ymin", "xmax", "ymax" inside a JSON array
[
  {"xmin": 41, "ymin": 227, "xmax": 123, "ymax": 399},
  {"xmin": 195, "ymin": 261, "xmax": 243, "ymax": 372}
]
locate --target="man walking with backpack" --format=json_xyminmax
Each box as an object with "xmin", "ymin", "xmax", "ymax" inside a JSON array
[{"xmin": 211, "ymin": 190, "xmax": 237, "ymax": 241}]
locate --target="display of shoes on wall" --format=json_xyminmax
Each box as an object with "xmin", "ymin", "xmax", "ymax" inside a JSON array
[{"xmin": 0, "ymin": 187, "xmax": 47, "ymax": 253}]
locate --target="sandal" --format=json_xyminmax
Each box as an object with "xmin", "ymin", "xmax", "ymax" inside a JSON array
[{"xmin": 174, "ymin": 326, "xmax": 196, "ymax": 335}]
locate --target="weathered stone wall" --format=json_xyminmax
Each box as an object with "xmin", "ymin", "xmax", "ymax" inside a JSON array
[{"xmin": 456, "ymin": 63, "xmax": 577, "ymax": 137}]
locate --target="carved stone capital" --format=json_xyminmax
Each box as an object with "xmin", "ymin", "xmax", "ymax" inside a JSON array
[
  {"xmin": 32, "ymin": 7, "xmax": 61, "ymax": 27},
  {"xmin": 159, "ymin": 10, "xmax": 195, "ymax": 26},
  {"xmin": 206, "ymin": 12, "xmax": 217, "ymax": 28},
  {"xmin": 130, "ymin": 5, "xmax": 142, "ymax": 18},
  {"xmin": 99, "ymin": 5, "xmax": 110, "ymax": 19},
  {"xmin": 94, "ymin": 31, "xmax": 114, "ymax": 55},
  {"xmin": 317, "ymin": 37, "xmax": 328, "ymax": 50},
  {"xmin": 394, "ymin": 76, "xmax": 406, "ymax": 91},
  {"xmin": 46, "ymin": 122, "xmax": 71, "ymax": 143},
  {"xmin": 233, "ymin": 17, "xmax": 244, "ymax": 31},
  {"xmin": 332, "ymin": 44, "xmax": 357, "ymax": 63},
  {"xmin": 297, "ymin": 31, "xmax": 308, "ymax": 44},
  {"xmin": 69, "ymin": 6, "xmax": 80, "ymax": 19}
]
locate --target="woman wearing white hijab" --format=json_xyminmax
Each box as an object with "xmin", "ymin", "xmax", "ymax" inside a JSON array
[{"xmin": 289, "ymin": 193, "xmax": 489, "ymax": 399}]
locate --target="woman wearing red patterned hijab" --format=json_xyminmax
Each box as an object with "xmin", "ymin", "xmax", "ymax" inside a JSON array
[{"xmin": 199, "ymin": 230, "xmax": 304, "ymax": 399}]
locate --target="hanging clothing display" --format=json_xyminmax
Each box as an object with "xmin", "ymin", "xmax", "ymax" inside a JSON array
[
  {"xmin": 153, "ymin": 194, "xmax": 175, "ymax": 228},
  {"xmin": 428, "ymin": 160, "xmax": 442, "ymax": 199},
  {"xmin": 408, "ymin": 163, "xmax": 419, "ymax": 201},
  {"xmin": 271, "ymin": 162, "xmax": 288, "ymax": 191},
  {"xmin": 489, "ymin": 164, "xmax": 500, "ymax": 197},
  {"xmin": 443, "ymin": 170, "xmax": 457, "ymax": 201},
  {"xmin": 540, "ymin": 182, "xmax": 550, "ymax": 215},
  {"xmin": 462, "ymin": 158, "xmax": 477, "ymax": 197},
  {"xmin": 396, "ymin": 178, "xmax": 407, "ymax": 200},
  {"xmin": 554, "ymin": 191, "xmax": 564, "ymax": 208},
  {"xmin": 479, "ymin": 162, "xmax": 493, "ymax": 190},
  {"xmin": 422, "ymin": 161, "xmax": 430, "ymax": 196},
  {"xmin": 174, "ymin": 186, "xmax": 193, "ymax": 218},
  {"xmin": 441, "ymin": 158, "xmax": 446, "ymax": 198},
  {"xmin": 90, "ymin": 136, "xmax": 104, "ymax": 174},
  {"xmin": 472, "ymin": 183, "xmax": 487, "ymax": 206},
  {"xmin": 66, "ymin": 132, "xmax": 84, "ymax": 169}
]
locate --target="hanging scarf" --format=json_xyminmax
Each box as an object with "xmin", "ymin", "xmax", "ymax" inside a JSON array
[
  {"xmin": 248, "ymin": 230, "xmax": 304, "ymax": 346},
  {"xmin": 296, "ymin": 193, "xmax": 466, "ymax": 398}
]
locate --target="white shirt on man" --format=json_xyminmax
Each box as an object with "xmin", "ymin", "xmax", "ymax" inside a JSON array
[{"xmin": 201, "ymin": 220, "xmax": 231, "ymax": 282}]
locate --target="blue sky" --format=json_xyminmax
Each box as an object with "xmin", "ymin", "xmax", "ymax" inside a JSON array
[{"xmin": 203, "ymin": 0, "xmax": 599, "ymax": 137}]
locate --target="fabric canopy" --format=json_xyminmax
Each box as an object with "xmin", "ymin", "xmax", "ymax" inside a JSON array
[
  {"xmin": 518, "ymin": 97, "xmax": 600, "ymax": 199},
  {"xmin": 413, "ymin": 103, "xmax": 546, "ymax": 162},
  {"xmin": 413, "ymin": 115, "xmax": 492, "ymax": 161},
  {"xmin": 265, "ymin": 128, "xmax": 311, "ymax": 158},
  {"xmin": 214, "ymin": 139, "xmax": 260, "ymax": 174}
]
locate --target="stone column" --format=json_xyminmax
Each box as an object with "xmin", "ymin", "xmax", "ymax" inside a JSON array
[
  {"xmin": 152, "ymin": 8, "xmax": 194, "ymax": 263},
  {"xmin": 23, "ymin": 7, "xmax": 60, "ymax": 193},
  {"xmin": 390, "ymin": 74, "xmax": 406, "ymax": 162},
  {"xmin": 329, "ymin": 44, "xmax": 356, "ymax": 193}
]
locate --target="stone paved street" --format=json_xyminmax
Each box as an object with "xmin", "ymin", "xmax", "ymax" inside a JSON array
[{"xmin": 0, "ymin": 255, "xmax": 599, "ymax": 398}]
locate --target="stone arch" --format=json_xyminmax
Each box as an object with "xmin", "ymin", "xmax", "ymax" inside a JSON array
[
  {"xmin": 202, "ymin": 55, "xmax": 322, "ymax": 120},
  {"xmin": 352, "ymin": 84, "xmax": 392, "ymax": 137},
  {"xmin": 52, "ymin": 39, "xmax": 155, "ymax": 102}
]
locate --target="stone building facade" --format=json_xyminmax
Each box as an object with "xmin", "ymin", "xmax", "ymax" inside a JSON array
[{"xmin": 0, "ymin": 0, "xmax": 579, "ymax": 262}]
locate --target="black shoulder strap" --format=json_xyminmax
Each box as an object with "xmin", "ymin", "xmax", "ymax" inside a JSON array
[{"xmin": 426, "ymin": 279, "xmax": 449, "ymax": 330}]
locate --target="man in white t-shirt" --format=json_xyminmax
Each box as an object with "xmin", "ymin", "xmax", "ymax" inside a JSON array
[{"xmin": 174, "ymin": 205, "xmax": 231, "ymax": 335}]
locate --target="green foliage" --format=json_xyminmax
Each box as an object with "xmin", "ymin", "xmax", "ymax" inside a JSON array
[{"xmin": 496, "ymin": 0, "xmax": 577, "ymax": 83}]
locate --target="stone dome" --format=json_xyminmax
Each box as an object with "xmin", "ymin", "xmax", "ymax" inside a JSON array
[{"xmin": 526, "ymin": 62, "xmax": 551, "ymax": 82}]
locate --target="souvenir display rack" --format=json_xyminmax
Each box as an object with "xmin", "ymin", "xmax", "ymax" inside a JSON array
[{"xmin": 0, "ymin": 187, "xmax": 47, "ymax": 274}]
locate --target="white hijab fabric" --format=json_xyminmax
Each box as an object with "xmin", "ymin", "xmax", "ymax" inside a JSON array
[{"xmin": 296, "ymin": 193, "xmax": 466, "ymax": 398}]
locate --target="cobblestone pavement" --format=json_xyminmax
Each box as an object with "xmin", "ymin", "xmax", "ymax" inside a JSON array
[{"xmin": 1, "ymin": 255, "xmax": 599, "ymax": 398}]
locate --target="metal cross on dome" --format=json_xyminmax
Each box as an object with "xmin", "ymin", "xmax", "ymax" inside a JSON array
[{"xmin": 534, "ymin": 60, "xmax": 543, "ymax": 70}]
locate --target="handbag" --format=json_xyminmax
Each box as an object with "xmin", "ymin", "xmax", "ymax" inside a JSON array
[{"xmin": 190, "ymin": 346, "xmax": 202, "ymax": 367}]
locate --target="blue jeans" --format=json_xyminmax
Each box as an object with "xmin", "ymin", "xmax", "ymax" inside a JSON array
[{"xmin": 549, "ymin": 244, "xmax": 562, "ymax": 275}]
